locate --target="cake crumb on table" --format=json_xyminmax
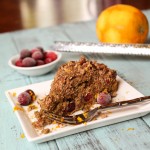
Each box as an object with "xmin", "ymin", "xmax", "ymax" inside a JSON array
[
  {"xmin": 127, "ymin": 128, "xmax": 135, "ymax": 131},
  {"xmin": 20, "ymin": 133, "xmax": 25, "ymax": 138}
]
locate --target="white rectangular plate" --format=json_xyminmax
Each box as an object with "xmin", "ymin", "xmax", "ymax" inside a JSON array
[{"xmin": 5, "ymin": 76, "xmax": 150, "ymax": 143}]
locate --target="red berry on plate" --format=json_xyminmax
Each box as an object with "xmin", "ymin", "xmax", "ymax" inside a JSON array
[
  {"xmin": 97, "ymin": 92, "xmax": 112, "ymax": 106},
  {"xmin": 36, "ymin": 60, "xmax": 45, "ymax": 66},
  {"xmin": 44, "ymin": 57, "xmax": 52, "ymax": 64},
  {"xmin": 22, "ymin": 57, "xmax": 36, "ymax": 67},
  {"xmin": 45, "ymin": 52, "xmax": 57, "ymax": 61},
  {"xmin": 15, "ymin": 59, "xmax": 23, "ymax": 67},
  {"xmin": 20, "ymin": 49, "xmax": 31, "ymax": 59},
  {"xmin": 18, "ymin": 91, "xmax": 31, "ymax": 105},
  {"xmin": 84, "ymin": 93, "xmax": 92, "ymax": 102},
  {"xmin": 32, "ymin": 51, "xmax": 44, "ymax": 60}
]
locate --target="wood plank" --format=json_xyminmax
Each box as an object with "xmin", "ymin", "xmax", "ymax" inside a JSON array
[
  {"xmin": 56, "ymin": 119, "xmax": 150, "ymax": 150},
  {"xmin": 56, "ymin": 132, "xmax": 105, "ymax": 150},
  {"xmin": 61, "ymin": 21, "xmax": 99, "ymax": 42},
  {"xmin": 87, "ymin": 119, "xmax": 150, "ymax": 150}
]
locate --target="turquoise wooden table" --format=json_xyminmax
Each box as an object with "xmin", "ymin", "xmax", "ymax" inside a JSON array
[{"xmin": 1, "ymin": 11, "xmax": 150, "ymax": 150}]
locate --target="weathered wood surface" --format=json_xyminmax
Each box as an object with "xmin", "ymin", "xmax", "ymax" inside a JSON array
[{"xmin": 1, "ymin": 11, "xmax": 150, "ymax": 150}]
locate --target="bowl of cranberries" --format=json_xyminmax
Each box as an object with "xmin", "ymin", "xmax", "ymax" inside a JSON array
[{"xmin": 8, "ymin": 47, "xmax": 62, "ymax": 76}]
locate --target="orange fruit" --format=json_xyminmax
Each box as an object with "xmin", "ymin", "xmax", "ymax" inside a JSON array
[{"xmin": 96, "ymin": 4, "xmax": 149, "ymax": 44}]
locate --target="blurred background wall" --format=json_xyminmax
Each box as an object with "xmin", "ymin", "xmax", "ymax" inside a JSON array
[{"xmin": 0, "ymin": 0, "xmax": 150, "ymax": 33}]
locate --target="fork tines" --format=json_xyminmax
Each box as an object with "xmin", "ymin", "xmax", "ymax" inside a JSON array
[
  {"xmin": 46, "ymin": 113, "xmax": 77, "ymax": 124},
  {"xmin": 44, "ymin": 95, "xmax": 150, "ymax": 125},
  {"xmin": 45, "ymin": 107, "xmax": 100, "ymax": 125}
]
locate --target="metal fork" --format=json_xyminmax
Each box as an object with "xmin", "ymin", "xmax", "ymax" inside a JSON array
[{"xmin": 45, "ymin": 96, "xmax": 150, "ymax": 125}]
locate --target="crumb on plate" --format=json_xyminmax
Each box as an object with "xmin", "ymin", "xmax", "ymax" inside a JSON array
[
  {"xmin": 77, "ymin": 116, "xmax": 83, "ymax": 123},
  {"xmin": 100, "ymin": 113, "xmax": 108, "ymax": 119},
  {"xmin": 41, "ymin": 128, "xmax": 50, "ymax": 134},
  {"xmin": 84, "ymin": 122, "xmax": 87, "ymax": 125},
  {"xmin": 13, "ymin": 105, "xmax": 24, "ymax": 112},
  {"xmin": 12, "ymin": 92, "xmax": 16, "ymax": 97},
  {"xmin": 52, "ymin": 120, "xmax": 57, "ymax": 124},
  {"xmin": 27, "ymin": 104, "xmax": 38, "ymax": 112}
]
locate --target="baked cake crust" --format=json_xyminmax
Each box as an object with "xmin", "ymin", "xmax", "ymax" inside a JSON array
[{"xmin": 39, "ymin": 56, "xmax": 118, "ymax": 116}]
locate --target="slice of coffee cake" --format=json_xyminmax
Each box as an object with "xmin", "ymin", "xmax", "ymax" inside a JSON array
[{"xmin": 39, "ymin": 56, "xmax": 118, "ymax": 116}]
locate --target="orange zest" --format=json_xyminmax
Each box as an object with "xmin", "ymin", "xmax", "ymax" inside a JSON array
[{"xmin": 13, "ymin": 105, "xmax": 24, "ymax": 112}]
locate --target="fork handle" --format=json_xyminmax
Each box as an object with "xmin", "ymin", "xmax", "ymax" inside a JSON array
[{"xmin": 99, "ymin": 96, "xmax": 150, "ymax": 110}]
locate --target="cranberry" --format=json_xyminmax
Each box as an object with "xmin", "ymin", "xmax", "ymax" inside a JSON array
[
  {"xmin": 22, "ymin": 57, "xmax": 36, "ymax": 67},
  {"xmin": 44, "ymin": 58, "xmax": 52, "ymax": 64},
  {"xmin": 36, "ymin": 47, "xmax": 44, "ymax": 52},
  {"xmin": 84, "ymin": 93, "xmax": 92, "ymax": 102},
  {"xmin": 66, "ymin": 102, "xmax": 75, "ymax": 112},
  {"xmin": 14, "ymin": 47, "xmax": 58, "ymax": 68},
  {"xmin": 36, "ymin": 60, "xmax": 45, "ymax": 66},
  {"xmin": 32, "ymin": 51, "xmax": 44, "ymax": 60},
  {"xmin": 18, "ymin": 91, "xmax": 31, "ymax": 105},
  {"xmin": 97, "ymin": 92, "xmax": 112, "ymax": 106},
  {"xmin": 15, "ymin": 59, "xmax": 23, "ymax": 67},
  {"xmin": 31, "ymin": 48, "xmax": 43, "ymax": 54},
  {"xmin": 45, "ymin": 52, "xmax": 57, "ymax": 61},
  {"xmin": 20, "ymin": 49, "xmax": 31, "ymax": 59}
]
